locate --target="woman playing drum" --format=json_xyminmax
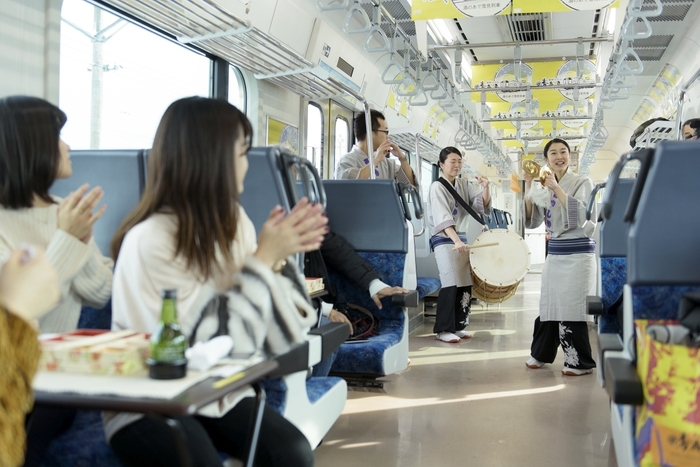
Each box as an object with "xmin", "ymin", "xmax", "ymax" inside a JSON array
[
  {"xmin": 428, "ymin": 147, "xmax": 491, "ymax": 343},
  {"xmin": 524, "ymin": 138, "xmax": 597, "ymax": 376}
]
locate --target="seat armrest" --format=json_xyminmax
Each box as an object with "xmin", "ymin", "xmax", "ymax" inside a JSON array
[
  {"xmin": 596, "ymin": 333, "xmax": 624, "ymax": 387},
  {"xmin": 267, "ymin": 342, "xmax": 310, "ymax": 378},
  {"xmin": 598, "ymin": 333, "xmax": 623, "ymax": 353},
  {"xmin": 391, "ymin": 290, "xmax": 418, "ymax": 308},
  {"xmin": 586, "ymin": 295, "xmax": 604, "ymax": 315},
  {"xmin": 308, "ymin": 322, "xmax": 349, "ymax": 361},
  {"xmin": 604, "ymin": 356, "xmax": 643, "ymax": 406}
]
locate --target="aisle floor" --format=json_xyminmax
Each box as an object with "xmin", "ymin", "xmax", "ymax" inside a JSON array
[{"xmin": 315, "ymin": 273, "xmax": 618, "ymax": 467}]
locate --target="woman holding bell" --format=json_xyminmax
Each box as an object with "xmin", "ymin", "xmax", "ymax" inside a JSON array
[
  {"xmin": 523, "ymin": 138, "xmax": 597, "ymax": 376},
  {"xmin": 429, "ymin": 147, "xmax": 491, "ymax": 343}
]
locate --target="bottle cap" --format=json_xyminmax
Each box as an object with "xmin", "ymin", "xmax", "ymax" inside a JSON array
[
  {"xmin": 161, "ymin": 289, "xmax": 177, "ymax": 300},
  {"xmin": 147, "ymin": 358, "xmax": 187, "ymax": 380}
]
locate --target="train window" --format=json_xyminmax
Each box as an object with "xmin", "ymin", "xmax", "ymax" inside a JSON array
[
  {"xmin": 59, "ymin": 0, "xmax": 210, "ymax": 149},
  {"xmin": 334, "ymin": 116, "xmax": 350, "ymax": 175},
  {"xmin": 306, "ymin": 103, "xmax": 323, "ymax": 175},
  {"xmin": 420, "ymin": 158, "xmax": 433, "ymax": 200},
  {"xmin": 228, "ymin": 65, "xmax": 246, "ymax": 112}
]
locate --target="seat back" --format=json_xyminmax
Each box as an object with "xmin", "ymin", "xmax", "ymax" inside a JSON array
[
  {"xmin": 598, "ymin": 179, "xmax": 633, "ymax": 258},
  {"xmin": 239, "ymin": 146, "xmax": 346, "ymax": 448},
  {"xmin": 239, "ymin": 146, "xmax": 325, "ymax": 233},
  {"xmin": 47, "ymin": 150, "xmax": 145, "ymax": 467},
  {"xmin": 323, "ymin": 180, "xmax": 412, "ymax": 376},
  {"xmin": 50, "ymin": 150, "xmax": 146, "ymax": 256},
  {"xmin": 605, "ymin": 142, "xmax": 700, "ymax": 342},
  {"xmin": 323, "ymin": 180, "xmax": 408, "ymax": 254}
]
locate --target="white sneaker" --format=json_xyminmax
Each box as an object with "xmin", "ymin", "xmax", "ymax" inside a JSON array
[
  {"xmin": 562, "ymin": 367, "xmax": 593, "ymax": 376},
  {"xmin": 455, "ymin": 330, "xmax": 472, "ymax": 339},
  {"xmin": 525, "ymin": 357, "xmax": 545, "ymax": 369},
  {"xmin": 436, "ymin": 332, "xmax": 461, "ymax": 343}
]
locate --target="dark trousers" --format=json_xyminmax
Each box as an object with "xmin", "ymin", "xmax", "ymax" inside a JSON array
[
  {"xmin": 110, "ymin": 397, "xmax": 313, "ymax": 467},
  {"xmin": 530, "ymin": 317, "xmax": 596, "ymax": 370},
  {"xmin": 433, "ymin": 286, "xmax": 472, "ymax": 334},
  {"xmin": 23, "ymin": 406, "xmax": 77, "ymax": 467}
]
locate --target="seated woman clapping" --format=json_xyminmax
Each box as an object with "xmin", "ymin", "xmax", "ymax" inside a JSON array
[{"xmin": 108, "ymin": 96, "xmax": 326, "ymax": 467}]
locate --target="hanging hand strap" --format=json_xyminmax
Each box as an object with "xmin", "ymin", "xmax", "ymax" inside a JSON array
[{"xmin": 437, "ymin": 178, "xmax": 485, "ymax": 225}]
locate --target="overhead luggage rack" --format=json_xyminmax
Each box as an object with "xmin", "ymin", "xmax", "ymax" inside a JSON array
[{"xmin": 100, "ymin": 0, "xmax": 354, "ymax": 101}]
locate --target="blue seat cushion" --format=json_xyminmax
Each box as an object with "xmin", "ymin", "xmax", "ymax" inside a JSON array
[
  {"xmin": 77, "ymin": 300, "xmax": 112, "ymax": 330},
  {"xmin": 416, "ymin": 277, "xmax": 441, "ymax": 299},
  {"xmin": 42, "ymin": 410, "xmax": 123, "ymax": 467},
  {"xmin": 260, "ymin": 378, "xmax": 287, "ymax": 413},
  {"xmin": 306, "ymin": 377, "xmax": 344, "ymax": 403},
  {"xmin": 598, "ymin": 315, "xmax": 621, "ymax": 335},
  {"xmin": 631, "ymin": 285, "xmax": 700, "ymax": 320},
  {"xmin": 600, "ymin": 257, "xmax": 626, "ymax": 310},
  {"xmin": 330, "ymin": 318, "xmax": 404, "ymax": 375},
  {"xmin": 327, "ymin": 252, "xmax": 406, "ymax": 376},
  {"xmin": 261, "ymin": 376, "xmax": 345, "ymax": 414}
]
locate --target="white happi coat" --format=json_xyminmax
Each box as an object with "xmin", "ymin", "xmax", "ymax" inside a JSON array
[
  {"xmin": 334, "ymin": 144, "xmax": 414, "ymax": 185},
  {"xmin": 526, "ymin": 170, "xmax": 597, "ymax": 322},
  {"xmin": 429, "ymin": 176, "xmax": 491, "ymax": 287}
]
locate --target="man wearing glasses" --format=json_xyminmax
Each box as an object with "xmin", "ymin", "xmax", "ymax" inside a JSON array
[{"xmin": 334, "ymin": 110, "xmax": 417, "ymax": 186}]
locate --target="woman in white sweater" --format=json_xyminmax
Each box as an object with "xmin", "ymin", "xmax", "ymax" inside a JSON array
[
  {"xmin": 0, "ymin": 95, "xmax": 113, "ymax": 334},
  {"xmin": 108, "ymin": 97, "xmax": 327, "ymax": 467}
]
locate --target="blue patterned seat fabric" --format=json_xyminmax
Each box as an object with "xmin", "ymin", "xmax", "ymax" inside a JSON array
[
  {"xmin": 598, "ymin": 257, "xmax": 626, "ymax": 335},
  {"xmin": 416, "ymin": 277, "xmax": 441, "ymax": 299},
  {"xmin": 631, "ymin": 285, "xmax": 700, "ymax": 321},
  {"xmin": 328, "ymin": 252, "xmax": 406, "ymax": 376},
  {"xmin": 42, "ymin": 303, "xmax": 123, "ymax": 467},
  {"xmin": 262, "ymin": 376, "xmax": 345, "ymax": 414}
]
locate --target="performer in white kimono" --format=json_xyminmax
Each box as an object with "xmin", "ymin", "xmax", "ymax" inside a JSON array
[
  {"xmin": 334, "ymin": 110, "xmax": 417, "ymax": 186},
  {"xmin": 524, "ymin": 138, "xmax": 597, "ymax": 376},
  {"xmin": 429, "ymin": 147, "xmax": 491, "ymax": 343}
]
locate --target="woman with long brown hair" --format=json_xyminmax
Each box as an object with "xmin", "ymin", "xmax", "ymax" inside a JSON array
[{"xmin": 107, "ymin": 96, "xmax": 326, "ymax": 467}]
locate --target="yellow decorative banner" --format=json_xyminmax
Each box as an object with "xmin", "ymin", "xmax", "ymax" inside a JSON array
[
  {"xmin": 424, "ymin": 104, "xmax": 450, "ymax": 140},
  {"xmin": 513, "ymin": 0, "xmax": 619, "ymax": 13},
  {"xmin": 412, "ymin": 0, "xmax": 510, "ymax": 20},
  {"xmin": 472, "ymin": 59, "xmax": 597, "ymax": 104}
]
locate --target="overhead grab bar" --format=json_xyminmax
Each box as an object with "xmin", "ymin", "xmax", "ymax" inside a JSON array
[
  {"xmin": 621, "ymin": 15, "xmax": 652, "ymax": 40},
  {"xmin": 380, "ymin": 25, "xmax": 403, "ymax": 84},
  {"xmin": 364, "ymin": 4, "xmax": 389, "ymax": 53},
  {"xmin": 317, "ymin": 0, "xmax": 349, "ymax": 12},
  {"xmin": 409, "ymin": 65, "xmax": 428, "ymax": 105},
  {"xmin": 395, "ymin": 50, "xmax": 419, "ymax": 96},
  {"xmin": 343, "ymin": 0, "xmax": 371, "ymax": 34},
  {"xmin": 630, "ymin": 0, "xmax": 662, "ymax": 18},
  {"xmin": 616, "ymin": 47, "xmax": 644, "ymax": 75},
  {"xmin": 430, "ymin": 73, "xmax": 448, "ymax": 100},
  {"xmin": 422, "ymin": 59, "xmax": 440, "ymax": 91}
]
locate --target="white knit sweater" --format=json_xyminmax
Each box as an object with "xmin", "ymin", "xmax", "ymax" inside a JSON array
[
  {"xmin": 105, "ymin": 206, "xmax": 316, "ymax": 439},
  {"xmin": 0, "ymin": 201, "xmax": 114, "ymax": 333}
]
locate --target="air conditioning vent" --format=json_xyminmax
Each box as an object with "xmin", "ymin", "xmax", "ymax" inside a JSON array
[
  {"xmin": 628, "ymin": 34, "xmax": 674, "ymax": 61},
  {"xmin": 643, "ymin": 0, "xmax": 693, "ymax": 22},
  {"xmin": 504, "ymin": 13, "xmax": 548, "ymax": 42}
]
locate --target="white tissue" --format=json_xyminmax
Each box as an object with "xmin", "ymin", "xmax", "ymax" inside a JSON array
[{"xmin": 186, "ymin": 335, "xmax": 234, "ymax": 371}]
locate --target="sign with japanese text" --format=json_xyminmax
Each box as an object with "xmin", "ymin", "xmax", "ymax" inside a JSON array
[
  {"xmin": 411, "ymin": 0, "xmax": 510, "ymax": 20},
  {"xmin": 512, "ymin": 0, "xmax": 619, "ymax": 13}
]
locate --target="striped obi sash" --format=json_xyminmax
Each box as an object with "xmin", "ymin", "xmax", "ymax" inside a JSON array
[
  {"xmin": 429, "ymin": 233, "xmax": 468, "ymax": 252},
  {"xmin": 548, "ymin": 237, "xmax": 596, "ymax": 255}
]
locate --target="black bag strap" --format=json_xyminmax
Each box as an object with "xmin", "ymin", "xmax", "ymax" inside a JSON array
[{"xmin": 437, "ymin": 177, "xmax": 485, "ymax": 225}]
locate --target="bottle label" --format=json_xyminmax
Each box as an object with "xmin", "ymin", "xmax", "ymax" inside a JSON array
[{"xmin": 150, "ymin": 345, "xmax": 186, "ymax": 362}]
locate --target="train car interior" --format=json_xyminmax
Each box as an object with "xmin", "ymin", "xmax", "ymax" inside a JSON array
[{"xmin": 4, "ymin": 0, "xmax": 700, "ymax": 466}]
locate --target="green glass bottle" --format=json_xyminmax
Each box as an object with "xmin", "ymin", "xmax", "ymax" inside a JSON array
[{"xmin": 147, "ymin": 289, "xmax": 188, "ymax": 379}]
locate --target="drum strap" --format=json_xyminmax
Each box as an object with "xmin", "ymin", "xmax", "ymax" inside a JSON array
[{"xmin": 437, "ymin": 178, "xmax": 485, "ymax": 225}]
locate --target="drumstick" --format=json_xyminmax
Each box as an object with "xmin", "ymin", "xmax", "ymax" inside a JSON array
[{"xmin": 452, "ymin": 241, "xmax": 499, "ymax": 251}]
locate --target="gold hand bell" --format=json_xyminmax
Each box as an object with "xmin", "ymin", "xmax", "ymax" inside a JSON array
[{"xmin": 521, "ymin": 160, "xmax": 552, "ymax": 184}]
